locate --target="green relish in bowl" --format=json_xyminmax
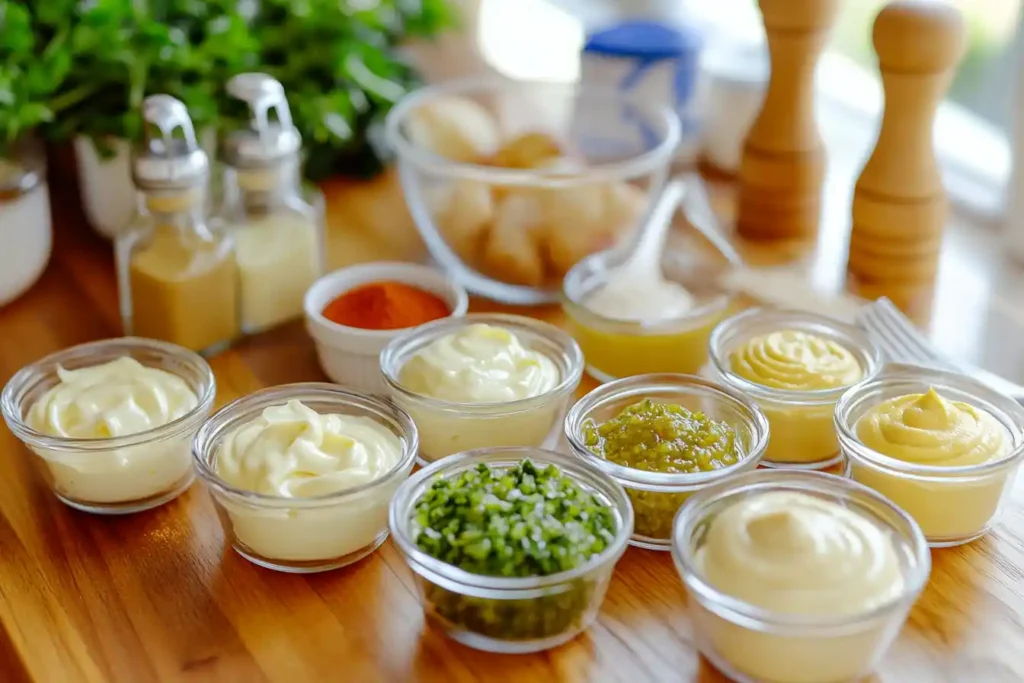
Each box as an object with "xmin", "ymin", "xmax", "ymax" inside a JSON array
[{"xmin": 582, "ymin": 399, "xmax": 742, "ymax": 540}]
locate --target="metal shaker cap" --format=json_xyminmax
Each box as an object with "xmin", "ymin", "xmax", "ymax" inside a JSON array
[
  {"xmin": 223, "ymin": 73, "xmax": 301, "ymax": 169},
  {"xmin": 132, "ymin": 95, "xmax": 209, "ymax": 191}
]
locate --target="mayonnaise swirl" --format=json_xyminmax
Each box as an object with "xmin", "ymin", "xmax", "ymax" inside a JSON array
[
  {"xmin": 696, "ymin": 491, "xmax": 904, "ymax": 616},
  {"xmin": 28, "ymin": 357, "xmax": 198, "ymax": 439},
  {"xmin": 730, "ymin": 330, "xmax": 863, "ymax": 391},
  {"xmin": 398, "ymin": 323, "xmax": 559, "ymax": 403},
  {"xmin": 855, "ymin": 388, "xmax": 1009, "ymax": 468},
  {"xmin": 216, "ymin": 400, "xmax": 402, "ymax": 498}
]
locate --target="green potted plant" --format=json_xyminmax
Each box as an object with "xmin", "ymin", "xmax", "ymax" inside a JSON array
[
  {"xmin": 49, "ymin": 1, "xmax": 258, "ymax": 237},
  {"xmin": 0, "ymin": 1, "xmax": 71, "ymax": 303},
  {"xmin": 46, "ymin": 0, "xmax": 452, "ymax": 238}
]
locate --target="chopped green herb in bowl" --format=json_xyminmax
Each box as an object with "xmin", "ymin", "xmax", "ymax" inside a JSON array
[{"xmin": 389, "ymin": 449, "xmax": 632, "ymax": 654}]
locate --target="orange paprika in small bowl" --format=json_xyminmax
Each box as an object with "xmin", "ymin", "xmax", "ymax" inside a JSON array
[{"xmin": 304, "ymin": 262, "xmax": 469, "ymax": 392}]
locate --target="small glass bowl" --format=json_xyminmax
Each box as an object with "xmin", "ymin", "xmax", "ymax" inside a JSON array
[
  {"xmin": 388, "ymin": 447, "xmax": 633, "ymax": 653},
  {"xmin": 0, "ymin": 337, "xmax": 215, "ymax": 514},
  {"xmin": 564, "ymin": 373, "xmax": 769, "ymax": 550},
  {"xmin": 835, "ymin": 364, "xmax": 1024, "ymax": 547},
  {"xmin": 192, "ymin": 383, "xmax": 418, "ymax": 573},
  {"xmin": 380, "ymin": 313, "xmax": 583, "ymax": 465},
  {"xmin": 708, "ymin": 307, "xmax": 881, "ymax": 469},
  {"xmin": 563, "ymin": 248, "xmax": 734, "ymax": 383},
  {"xmin": 672, "ymin": 470, "xmax": 930, "ymax": 683}
]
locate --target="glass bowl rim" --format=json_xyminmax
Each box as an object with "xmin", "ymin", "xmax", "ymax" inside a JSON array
[
  {"xmin": 563, "ymin": 373, "xmax": 770, "ymax": 489},
  {"xmin": 561, "ymin": 249, "xmax": 734, "ymax": 333},
  {"xmin": 834, "ymin": 363, "xmax": 1024, "ymax": 476},
  {"xmin": 388, "ymin": 446, "xmax": 634, "ymax": 591},
  {"xmin": 383, "ymin": 75, "xmax": 682, "ymax": 186},
  {"xmin": 379, "ymin": 313, "xmax": 584, "ymax": 414},
  {"xmin": 708, "ymin": 307, "xmax": 882, "ymax": 405},
  {"xmin": 671, "ymin": 469, "xmax": 931, "ymax": 630},
  {"xmin": 191, "ymin": 382, "xmax": 419, "ymax": 505},
  {"xmin": 1, "ymin": 336, "xmax": 216, "ymax": 452}
]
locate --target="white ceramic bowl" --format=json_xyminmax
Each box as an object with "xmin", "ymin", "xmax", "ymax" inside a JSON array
[{"xmin": 304, "ymin": 261, "xmax": 469, "ymax": 392}]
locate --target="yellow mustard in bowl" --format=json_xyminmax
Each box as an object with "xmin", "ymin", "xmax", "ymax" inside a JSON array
[
  {"xmin": 729, "ymin": 330, "xmax": 863, "ymax": 391},
  {"xmin": 850, "ymin": 387, "xmax": 1013, "ymax": 542},
  {"xmin": 719, "ymin": 324, "xmax": 868, "ymax": 468}
]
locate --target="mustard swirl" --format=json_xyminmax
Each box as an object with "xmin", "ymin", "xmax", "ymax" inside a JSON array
[
  {"xmin": 398, "ymin": 323, "xmax": 559, "ymax": 403},
  {"xmin": 696, "ymin": 491, "xmax": 904, "ymax": 616},
  {"xmin": 729, "ymin": 330, "xmax": 863, "ymax": 391},
  {"xmin": 855, "ymin": 388, "xmax": 1009, "ymax": 467}
]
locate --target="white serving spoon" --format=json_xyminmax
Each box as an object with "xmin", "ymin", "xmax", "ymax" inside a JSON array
[{"xmin": 584, "ymin": 177, "xmax": 695, "ymax": 322}]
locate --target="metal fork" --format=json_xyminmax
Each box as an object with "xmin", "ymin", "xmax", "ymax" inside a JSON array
[{"xmin": 856, "ymin": 297, "xmax": 1024, "ymax": 403}]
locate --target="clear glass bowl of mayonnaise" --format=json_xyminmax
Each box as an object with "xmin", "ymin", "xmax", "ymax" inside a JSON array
[
  {"xmin": 380, "ymin": 313, "xmax": 583, "ymax": 465},
  {"xmin": 672, "ymin": 470, "xmax": 930, "ymax": 683},
  {"xmin": 564, "ymin": 373, "xmax": 769, "ymax": 550},
  {"xmin": 835, "ymin": 364, "xmax": 1024, "ymax": 548},
  {"xmin": 708, "ymin": 308, "xmax": 881, "ymax": 470},
  {"xmin": 192, "ymin": 383, "xmax": 418, "ymax": 573},
  {"xmin": 562, "ymin": 243, "xmax": 734, "ymax": 384},
  {"xmin": 1, "ymin": 337, "xmax": 215, "ymax": 514},
  {"xmin": 389, "ymin": 447, "xmax": 633, "ymax": 654}
]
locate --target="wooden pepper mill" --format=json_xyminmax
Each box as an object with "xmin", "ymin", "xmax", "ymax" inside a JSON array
[
  {"xmin": 847, "ymin": 1, "xmax": 965, "ymax": 291},
  {"xmin": 736, "ymin": 0, "xmax": 842, "ymax": 240}
]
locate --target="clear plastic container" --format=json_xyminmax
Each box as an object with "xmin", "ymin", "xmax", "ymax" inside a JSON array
[
  {"xmin": 708, "ymin": 308, "xmax": 880, "ymax": 469},
  {"xmin": 380, "ymin": 314, "xmax": 583, "ymax": 465},
  {"xmin": 192, "ymin": 383, "xmax": 418, "ymax": 573},
  {"xmin": 672, "ymin": 470, "xmax": 930, "ymax": 683},
  {"xmin": 388, "ymin": 447, "xmax": 633, "ymax": 653},
  {"xmin": 563, "ymin": 248, "xmax": 733, "ymax": 383},
  {"xmin": 564, "ymin": 373, "xmax": 768, "ymax": 549},
  {"xmin": 1, "ymin": 337, "xmax": 215, "ymax": 514},
  {"xmin": 835, "ymin": 364, "xmax": 1024, "ymax": 547}
]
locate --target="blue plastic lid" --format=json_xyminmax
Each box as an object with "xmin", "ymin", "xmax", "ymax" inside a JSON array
[{"xmin": 583, "ymin": 20, "xmax": 702, "ymax": 61}]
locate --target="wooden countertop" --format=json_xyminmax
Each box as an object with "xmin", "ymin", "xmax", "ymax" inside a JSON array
[{"xmin": 2, "ymin": 165, "xmax": 1024, "ymax": 683}]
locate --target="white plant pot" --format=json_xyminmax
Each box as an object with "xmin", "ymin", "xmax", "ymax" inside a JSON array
[
  {"xmin": 75, "ymin": 130, "xmax": 219, "ymax": 240},
  {"xmin": 0, "ymin": 151, "xmax": 53, "ymax": 306},
  {"xmin": 74, "ymin": 136, "xmax": 135, "ymax": 239}
]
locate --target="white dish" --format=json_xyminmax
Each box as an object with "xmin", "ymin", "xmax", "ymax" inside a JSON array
[{"xmin": 303, "ymin": 261, "xmax": 469, "ymax": 392}]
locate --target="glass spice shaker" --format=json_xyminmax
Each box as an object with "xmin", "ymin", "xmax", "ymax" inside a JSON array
[
  {"xmin": 220, "ymin": 73, "xmax": 325, "ymax": 334},
  {"xmin": 116, "ymin": 95, "xmax": 240, "ymax": 355}
]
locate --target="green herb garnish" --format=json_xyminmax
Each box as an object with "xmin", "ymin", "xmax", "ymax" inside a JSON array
[
  {"xmin": 413, "ymin": 459, "xmax": 617, "ymax": 577},
  {"xmin": 412, "ymin": 459, "xmax": 620, "ymax": 642}
]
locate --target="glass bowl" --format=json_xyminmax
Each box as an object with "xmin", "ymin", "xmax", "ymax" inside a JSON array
[
  {"xmin": 563, "ymin": 248, "xmax": 734, "ymax": 383},
  {"xmin": 672, "ymin": 470, "xmax": 930, "ymax": 683},
  {"xmin": 384, "ymin": 76, "xmax": 680, "ymax": 305},
  {"xmin": 388, "ymin": 447, "xmax": 633, "ymax": 653},
  {"xmin": 1, "ymin": 337, "xmax": 215, "ymax": 514},
  {"xmin": 380, "ymin": 313, "xmax": 583, "ymax": 465},
  {"xmin": 835, "ymin": 364, "xmax": 1024, "ymax": 547},
  {"xmin": 708, "ymin": 307, "xmax": 881, "ymax": 469},
  {"xmin": 192, "ymin": 383, "xmax": 418, "ymax": 573},
  {"xmin": 564, "ymin": 373, "xmax": 769, "ymax": 550}
]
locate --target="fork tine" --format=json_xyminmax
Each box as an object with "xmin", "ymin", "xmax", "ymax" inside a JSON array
[
  {"xmin": 857, "ymin": 304, "xmax": 913, "ymax": 363},
  {"xmin": 858, "ymin": 298, "xmax": 954, "ymax": 370},
  {"xmin": 874, "ymin": 297, "xmax": 946, "ymax": 364}
]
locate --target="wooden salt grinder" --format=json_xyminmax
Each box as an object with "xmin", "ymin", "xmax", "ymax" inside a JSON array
[
  {"xmin": 848, "ymin": 1, "xmax": 965, "ymax": 286},
  {"xmin": 736, "ymin": 0, "xmax": 842, "ymax": 240}
]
